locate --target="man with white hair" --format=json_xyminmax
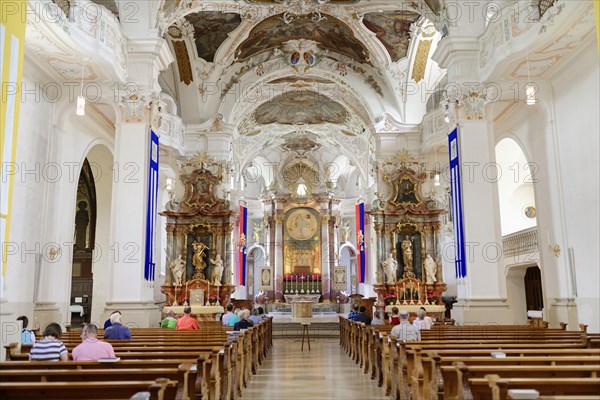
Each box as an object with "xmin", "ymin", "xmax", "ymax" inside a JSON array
[
  {"xmin": 103, "ymin": 312, "xmax": 131, "ymax": 340},
  {"xmin": 390, "ymin": 310, "xmax": 421, "ymax": 341},
  {"xmin": 233, "ymin": 309, "xmax": 254, "ymax": 331}
]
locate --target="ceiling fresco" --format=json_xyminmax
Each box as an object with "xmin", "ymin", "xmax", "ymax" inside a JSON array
[
  {"xmin": 268, "ymin": 76, "xmax": 334, "ymax": 85},
  {"xmin": 363, "ymin": 11, "xmax": 421, "ymax": 62},
  {"xmin": 184, "ymin": 12, "xmax": 242, "ymax": 62},
  {"xmin": 254, "ymin": 91, "xmax": 348, "ymax": 125},
  {"xmin": 236, "ymin": 14, "xmax": 370, "ymax": 64},
  {"xmin": 247, "ymin": 0, "xmax": 359, "ymax": 3}
]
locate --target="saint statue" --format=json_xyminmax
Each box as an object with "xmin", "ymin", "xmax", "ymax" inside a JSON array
[
  {"xmin": 210, "ymin": 254, "xmax": 224, "ymax": 286},
  {"xmin": 74, "ymin": 201, "xmax": 89, "ymax": 249},
  {"xmin": 192, "ymin": 241, "xmax": 209, "ymax": 280},
  {"xmin": 425, "ymin": 254, "xmax": 438, "ymax": 285},
  {"xmin": 169, "ymin": 254, "xmax": 185, "ymax": 286},
  {"xmin": 401, "ymin": 237, "xmax": 415, "ymax": 278},
  {"xmin": 382, "ymin": 253, "xmax": 398, "ymax": 284},
  {"xmin": 252, "ymin": 223, "xmax": 262, "ymax": 243},
  {"xmin": 340, "ymin": 220, "xmax": 351, "ymax": 242}
]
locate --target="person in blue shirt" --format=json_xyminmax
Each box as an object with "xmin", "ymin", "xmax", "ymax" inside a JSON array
[
  {"xmin": 103, "ymin": 310, "xmax": 121, "ymax": 329},
  {"xmin": 227, "ymin": 308, "xmax": 241, "ymax": 327},
  {"xmin": 348, "ymin": 303, "xmax": 360, "ymax": 321},
  {"xmin": 103, "ymin": 312, "xmax": 131, "ymax": 340}
]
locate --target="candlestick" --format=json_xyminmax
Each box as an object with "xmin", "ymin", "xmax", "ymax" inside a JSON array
[
  {"xmin": 185, "ymin": 281, "xmax": 188, "ymax": 304},
  {"xmin": 206, "ymin": 282, "xmax": 211, "ymax": 306}
]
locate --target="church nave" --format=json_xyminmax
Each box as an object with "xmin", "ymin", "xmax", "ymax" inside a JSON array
[{"xmin": 242, "ymin": 338, "xmax": 388, "ymax": 400}]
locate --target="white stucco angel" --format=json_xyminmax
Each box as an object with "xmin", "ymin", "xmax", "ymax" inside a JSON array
[
  {"xmin": 382, "ymin": 253, "xmax": 398, "ymax": 284},
  {"xmin": 425, "ymin": 254, "xmax": 438, "ymax": 284},
  {"xmin": 210, "ymin": 254, "xmax": 224, "ymax": 286},
  {"xmin": 170, "ymin": 254, "xmax": 185, "ymax": 287}
]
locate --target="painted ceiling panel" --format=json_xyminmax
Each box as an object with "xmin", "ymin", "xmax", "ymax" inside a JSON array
[
  {"xmin": 185, "ymin": 12, "xmax": 242, "ymax": 62},
  {"xmin": 254, "ymin": 91, "xmax": 348, "ymax": 125},
  {"xmin": 363, "ymin": 11, "xmax": 421, "ymax": 62},
  {"xmin": 236, "ymin": 14, "xmax": 370, "ymax": 64}
]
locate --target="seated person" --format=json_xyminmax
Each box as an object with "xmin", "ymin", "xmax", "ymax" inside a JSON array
[
  {"xmin": 390, "ymin": 310, "xmax": 421, "ymax": 342},
  {"xmin": 176, "ymin": 307, "xmax": 200, "ymax": 330},
  {"xmin": 72, "ymin": 323, "xmax": 115, "ymax": 361},
  {"xmin": 389, "ymin": 307, "xmax": 400, "ymax": 326},
  {"xmin": 420, "ymin": 306, "xmax": 434, "ymax": 327},
  {"xmin": 249, "ymin": 308, "xmax": 262, "ymax": 325},
  {"xmin": 371, "ymin": 310, "xmax": 384, "ymax": 326},
  {"xmin": 233, "ymin": 309, "xmax": 254, "ymax": 331},
  {"xmin": 161, "ymin": 310, "xmax": 177, "ymax": 328},
  {"xmin": 347, "ymin": 303, "xmax": 359, "ymax": 321},
  {"xmin": 413, "ymin": 308, "xmax": 433, "ymax": 330},
  {"xmin": 103, "ymin": 310, "xmax": 121, "ymax": 329},
  {"xmin": 354, "ymin": 306, "xmax": 372, "ymax": 325},
  {"xmin": 29, "ymin": 322, "xmax": 68, "ymax": 361},
  {"xmin": 17, "ymin": 315, "xmax": 35, "ymax": 344},
  {"xmin": 227, "ymin": 308, "xmax": 241, "ymax": 327},
  {"xmin": 222, "ymin": 304, "xmax": 235, "ymax": 325},
  {"xmin": 103, "ymin": 312, "xmax": 131, "ymax": 340}
]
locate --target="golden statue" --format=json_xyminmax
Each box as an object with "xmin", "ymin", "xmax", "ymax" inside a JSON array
[
  {"xmin": 401, "ymin": 236, "xmax": 415, "ymax": 279},
  {"xmin": 192, "ymin": 241, "xmax": 209, "ymax": 280}
]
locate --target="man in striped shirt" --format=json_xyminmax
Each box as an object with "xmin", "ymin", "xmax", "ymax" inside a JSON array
[{"xmin": 29, "ymin": 322, "xmax": 68, "ymax": 361}]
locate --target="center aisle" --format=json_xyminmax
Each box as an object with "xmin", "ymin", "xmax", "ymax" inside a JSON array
[{"xmin": 242, "ymin": 337, "xmax": 388, "ymax": 400}]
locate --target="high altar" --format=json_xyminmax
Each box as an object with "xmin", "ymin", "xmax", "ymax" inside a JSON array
[{"xmin": 159, "ymin": 152, "xmax": 446, "ymax": 315}]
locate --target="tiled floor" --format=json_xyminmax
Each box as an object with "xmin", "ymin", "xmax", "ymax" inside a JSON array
[{"xmin": 242, "ymin": 338, "xmax": 389, "ymax": 400}]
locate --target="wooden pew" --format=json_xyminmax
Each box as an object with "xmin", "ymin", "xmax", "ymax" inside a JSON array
[
  {"xmin": 0, "ymin": 366, "xmax": 196, "ymax": 400},
  {"xmin": 468, "ymin": 375, "xmax": 600, "ymax": 400},
  {"xmin": 2, "ymin": 319, "xmax": 273, "ymax": 400},
  {"xmin": 447, "ymin": 361, "xmax": 600, "ymax": 400},
  {"xmin": 0, "ymin": 378, "xmax": 178, "ymax": 400}
]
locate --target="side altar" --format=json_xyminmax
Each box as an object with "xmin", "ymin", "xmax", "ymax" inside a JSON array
[
  {"xmin": 160, "ymin": 154, "xmax": 236, "ymax": 309},
  {"xmin": 369, "ymin": 157, "xmax": 448, "ymax": 318}
]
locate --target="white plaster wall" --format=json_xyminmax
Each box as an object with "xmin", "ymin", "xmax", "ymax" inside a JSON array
[
  {"xmin": 0, "ymin": 67, "xmax": 54, "ymax": 340},
  {"xmin": 550, "ymin": 39, "xmax": 600, "ymax": 332}
]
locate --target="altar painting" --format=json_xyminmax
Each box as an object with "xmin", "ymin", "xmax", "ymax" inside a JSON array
[
  {"xmin": 395, "ymin": 232, "xmax": 423, "ymax": 281},
  {"xmin": 283, "ymin": 208, "xmax": 321, "ymax": 274}
]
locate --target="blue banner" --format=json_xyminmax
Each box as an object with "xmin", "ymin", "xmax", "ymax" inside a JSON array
[
  {"xmin": 144, "ymin": 130, "xmax": 159, "ymax": 282},
  {"xmin": 239, "ymin": 205, "xmax": 247, "ymax": 286},
  {"xmin": 355, "ymin": 202, "xmax": 367, "ymax": 283},
  {"xmin": 448, "ymin": 127, "xmax": 466, "ymax": 278}
]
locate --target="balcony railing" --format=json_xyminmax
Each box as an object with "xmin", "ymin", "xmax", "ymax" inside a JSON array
[{"xmin": 502, "ymin": 227, "xmax": 538, "ymax": 257}]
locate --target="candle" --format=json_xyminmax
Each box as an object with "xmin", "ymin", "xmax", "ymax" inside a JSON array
[{"xmin": 547, "ymin": 231, "xmax": 550, "ymax": 245}]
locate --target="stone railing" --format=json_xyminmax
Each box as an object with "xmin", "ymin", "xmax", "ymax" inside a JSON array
[
  {"xmin": 479, "ymin": 0, "xmax": 572, "ymax": 70},
  {"xmin": 156, "ymin": 112, "xmax": 185, "ymax": 151},
  {"xmin": 28, "ymin": 0, "xmax": 127, "ymax": 81},
  {"xmin": 421, "ymin": 106, "xmax": 448, "ymax": 150},
  {"xmin": 502, "ymin": 227, "xmax": 538, "ymax": 257}
]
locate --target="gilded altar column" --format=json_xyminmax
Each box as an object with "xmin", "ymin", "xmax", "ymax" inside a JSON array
[{"xmin": 273, "ymin": 212, "xmax": 284, "ymax": 301}]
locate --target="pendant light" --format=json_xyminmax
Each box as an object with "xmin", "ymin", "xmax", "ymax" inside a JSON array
[{"xmin": 76, "ymin": 60, "xmax": 85, "ymax": 116}]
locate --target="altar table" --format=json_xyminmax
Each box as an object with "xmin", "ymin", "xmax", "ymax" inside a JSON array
[
  {"xmin": 384, "ymin": 304, "xmax": 446, "ymax": 321},
  {"xmin": 163, "ymin": 305, "xmax": 224, "ymax": 321}
]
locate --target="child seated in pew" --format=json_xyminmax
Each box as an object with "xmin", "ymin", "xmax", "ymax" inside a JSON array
[
  {"xmin": 389, "ymin": 307, "xmax": 400, "ymax": 326},
  {"xmin": 29, "ymin": 322, "xmax": 68, "ymax": 361},
  {"xmin": 17, "ymin": 315, "xmax": 35, "ymax": 344},
  {"xmin": 72, "ymin": 323, "xmax": 116, "ymax": 361}
]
